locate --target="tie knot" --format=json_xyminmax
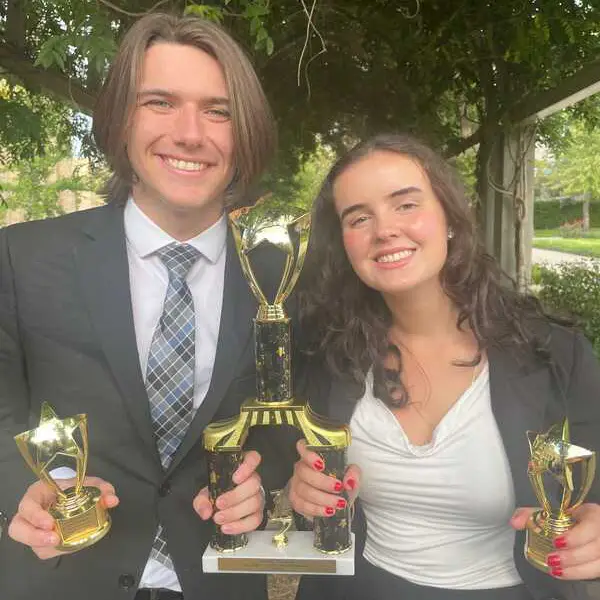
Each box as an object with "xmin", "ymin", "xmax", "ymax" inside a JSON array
[{"xmin": 155, "ymin": 243, "xmax": 200, "ymax": 281}]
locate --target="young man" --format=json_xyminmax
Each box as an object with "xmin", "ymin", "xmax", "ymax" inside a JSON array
[{"xmin": 0, "ymin": 13, "xmax": 289, "ymax": 600}]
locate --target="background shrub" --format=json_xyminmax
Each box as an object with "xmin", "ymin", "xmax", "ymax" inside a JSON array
[
  {"xmin": 537, "ymin": 261, "xmax": 600, "ymax": 355},
  {"xmin": 534, "ymin": 200, "xmax": 600, "ymax": 230}
]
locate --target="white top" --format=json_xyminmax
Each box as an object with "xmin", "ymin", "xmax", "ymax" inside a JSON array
[
  {"xmin": 125, "ymin": 199, "xmax": 227, "ymax": 591},
  {"xmin": 347, "ymin": 364, "xmax": 523, "ymax": 589}
]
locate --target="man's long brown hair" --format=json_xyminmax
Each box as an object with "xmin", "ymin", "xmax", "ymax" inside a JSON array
[{"xmin": 93, "ymin": 13, "xmax": 276, "ymax": 205}]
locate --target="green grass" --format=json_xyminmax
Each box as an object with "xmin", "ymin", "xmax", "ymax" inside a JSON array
[
  {"xmin": 534, "ymin": 228, "xmax": 600, "ymax": 238},
  {"xmin": 532, "ymin": 237, "xmax": 600, "ymax": 257}
]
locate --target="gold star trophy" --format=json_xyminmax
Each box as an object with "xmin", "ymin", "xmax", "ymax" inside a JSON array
[
  {"xmin": 202, "ymin": 208, "xmax": 354, "ymax": 575},
  {"xmin": 14, "ymin": 403, "xmax": 111, "ymax": 551},
  {"xmin": 525, "ymin": 420, "xmax": 596, "ymax": 572}
]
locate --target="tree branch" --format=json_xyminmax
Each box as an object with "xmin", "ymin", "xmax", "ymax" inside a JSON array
[{"xmin": 0, "ymin": 42, "xmax": 97, "ymax": 114}]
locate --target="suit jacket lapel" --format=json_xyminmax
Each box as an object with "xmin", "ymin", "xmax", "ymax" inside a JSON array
[
  {"xmin": 489, "ymin": 346, "xmax": 550, "ymax": 508},
  {"xmin": 167, "ymin": 229, "xmax": 256, "ymax": 474},
  {"xmin": 75, "ymin": 203, "xmax": 162, "ymax": 474}
]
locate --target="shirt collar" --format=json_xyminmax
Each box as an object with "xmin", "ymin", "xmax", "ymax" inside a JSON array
[{"xmin": 124, "ymin": 197, "xmax": 227, "ymax": 264}]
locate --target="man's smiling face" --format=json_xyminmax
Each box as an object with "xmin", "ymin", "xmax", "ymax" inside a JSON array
[{"xmin": 127, "ymin": 42, "xmax": 235, "ymax": 232}]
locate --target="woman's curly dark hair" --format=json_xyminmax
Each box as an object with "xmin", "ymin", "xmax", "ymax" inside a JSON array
[{"xmin": 299, "ymin": 133, "xmax": 565, "ymax": 407}]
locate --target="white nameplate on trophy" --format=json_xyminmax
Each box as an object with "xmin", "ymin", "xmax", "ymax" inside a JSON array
[{"xmin": 202, "ymin": 531, "xmax": 355, "ymax": 575}]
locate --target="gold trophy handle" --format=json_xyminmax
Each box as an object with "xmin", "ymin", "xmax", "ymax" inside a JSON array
[
  {"xmin": 230, "ymin": 219, "xmax": 269, "ymax": 305},
  {"xmin": 569, "ymin": 453, "xmax": 597, "ymax": 511}
]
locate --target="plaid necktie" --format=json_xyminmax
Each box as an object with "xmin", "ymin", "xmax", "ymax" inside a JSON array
[{"xmin": 146, "ymin": 242, "xmax": 200, "ymax": 568}]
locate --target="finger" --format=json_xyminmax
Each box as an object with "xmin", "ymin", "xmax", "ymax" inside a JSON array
[
  {"xmin": 193, "ymin": 487, "xmax": 214, "ymax": 520},
  {"xmin": 83, "ymin": 477, "xmax": 120, "ymax": 509},
  {"xmin": 17, "ymin": 483, "xmax": 58, "ymax": 531},
  {"xmin": 294, "ymin": 461, "xmax": 343, "ymax": 494},
  {"xmin": 288, "ymin": 483, "xmax": 341, "ymax": 519},
  {"xmin": 550, "ymin": 538, "xmax": 600, "ymax": 571},
  {"xmin": 8, "ymin": 514, "xmax": 60, "ymax": 548},
  {"xmin": 296, "ymin": 439, "xmax": 326, "ymax": 472},
  {"xmin": 214, "ymin": 493, "xmax": 263, "ymax": 528},
  {"xmin": 219, "ymin": 510, "xmax": 264, "ymax": 536},
  {"xmin": 551, "ymin": 557, "xmax": 600, "ymax": 580},
  {"xmin": 216, "ymin": 473, "xmax": 261, "ymax": 511},
  {"xmin": 31, "ymin": 546, "xmax": 67, "ymax": 560},
  {"xmin": 509, "ymin": 507, "xmax": 536, "ymax": 530},
  {"xmin": 342, "ymin": 464, "xmax": 361, "ymax": 502},
  {"xmin": 562, "ymin": 504, "xmax": 600, "ymax": 548},
  {"xmin": 232, "ymin": 450, "xmax": 262, "ymax": 485}
]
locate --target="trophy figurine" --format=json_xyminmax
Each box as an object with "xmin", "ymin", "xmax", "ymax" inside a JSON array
[
  {"xmin": 202, "ymin": 209, "xmax": 354, "ymax": 575},
  {"xmin": 525, "ymin": 420, "xmax": 596, "ymax": 572},
  {"xmin": 14, "ymin": 402, "xmax": 111, "ymax": 551}
]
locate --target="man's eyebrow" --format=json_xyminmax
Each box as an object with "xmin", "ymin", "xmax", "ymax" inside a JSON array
[{"xmin": 137, "ymin": 89, "xmax": 230, "ymax": 105}]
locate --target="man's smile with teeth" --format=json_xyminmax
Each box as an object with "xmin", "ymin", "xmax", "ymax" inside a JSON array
[
  {"xmin": 164, "ymin": 157, "xmax": 209, "ymax": 171},
  {"xmin": 376, "ymin": 249, "xmax": 415, "ymax": 263}
]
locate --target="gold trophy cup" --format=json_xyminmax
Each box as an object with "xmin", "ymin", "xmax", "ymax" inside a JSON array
[
  {"xmin": 14, "ymin": 402, "xmax": 111, "ymax": 551},
  {"xmin": 202, "ymin": 209, "xmax": 353, "ymax": 575},
  {"xmin": 525, "ymin": 420, "xmax": 596, "ymax": 572}
]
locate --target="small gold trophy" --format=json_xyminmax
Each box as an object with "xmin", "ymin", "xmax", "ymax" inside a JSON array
[
  {"xmin": 525, "ymin": 420, "xmax": 596, "ymax": 572},
  {"xmin": 202, "ymin": 209, "xmax": 353, "ymax": 575},
  {"xmin": 14, "ymin": 403, "xmax": 111, "ymax": 551}
]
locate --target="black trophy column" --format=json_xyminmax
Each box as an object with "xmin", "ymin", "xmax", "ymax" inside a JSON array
[
  {"xmin": 207, "ymin": 450, "xmax": 247, "ymax": 551},
  {"xmin": 313, "ymin": 448, "xmax": 352, "ymax": 554}
]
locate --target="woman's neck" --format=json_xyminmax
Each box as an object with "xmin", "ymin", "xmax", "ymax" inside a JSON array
[{"xmin": 384, "ymin": 283, "xmax": 460, "ymax": 340}]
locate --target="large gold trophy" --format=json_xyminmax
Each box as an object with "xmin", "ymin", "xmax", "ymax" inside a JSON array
[
  {"xmin": 525, "ymin": 420, "xmax": 596, "ymax": 572},
  {"xmin": 202, "ymin": 209, "xmax": 353, "ymax": 575},
  {"xmin": 14, "ymin": 403, "xmax": 111, "ymax": 551}
]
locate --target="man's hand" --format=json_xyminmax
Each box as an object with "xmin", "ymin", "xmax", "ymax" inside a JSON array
[
  {"xmin": 193, "ymin": 450, "xmax": 265, "ymax": 535},
  {"xmin": 288, "ymin": 439, "xmax": 360, "ymax": 519},
  {"xmin": 511, "ymin": 504, "xmax": 600, "ymax": 579},
  {"xmin": 8, "ymin": 477, "xmax": 119, "ymax": 560}
]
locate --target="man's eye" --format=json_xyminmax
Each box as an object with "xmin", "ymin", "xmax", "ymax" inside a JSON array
[
  {"xmin": 207, "ymin": 108, "xmax": 231, "ymax": 121},
  {"xmin": 145, "ymin": 99, "xmax": 171, "ymax": 109}
]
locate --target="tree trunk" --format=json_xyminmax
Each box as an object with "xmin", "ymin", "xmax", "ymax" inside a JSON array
[{"xmin": 583, "ymin": 193, "xmax": 590, "ymax": 232}]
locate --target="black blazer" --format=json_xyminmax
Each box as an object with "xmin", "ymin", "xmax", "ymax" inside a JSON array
[
  {"xmin": 0, "ymin": 202, "xmax": 294, "ymax": 600},
  {"xmin": 297, "ymin": 325, "xmax": 600, "ymax": 600}
]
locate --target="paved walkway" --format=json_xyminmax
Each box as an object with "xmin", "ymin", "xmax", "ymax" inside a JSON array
[{"xmin": 531, "ymin": 247, "xmax": 597, "ymax": 266}]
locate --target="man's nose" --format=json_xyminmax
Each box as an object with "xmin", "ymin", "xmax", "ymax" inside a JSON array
[{"xmin": 172, "ymin": 105, "xmax": 205, "ymax": 146}]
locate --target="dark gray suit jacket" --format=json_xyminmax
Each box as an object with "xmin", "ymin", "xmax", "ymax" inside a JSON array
[
  {"xmin": 297, "ymin": 325, "xmax": 600, "ymax": 600},
  {"xmin": 0, "ymin": 202, "xmax": 293, "ymax": 600}
]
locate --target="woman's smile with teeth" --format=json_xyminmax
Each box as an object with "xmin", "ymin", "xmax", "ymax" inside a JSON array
[
  {"xmin": 164, "ymin": 157, "xmax": 208, "ymax": 171},
  {"xmin": 376, "ymin": 249, "xmax": 414, "ymax": 263}
]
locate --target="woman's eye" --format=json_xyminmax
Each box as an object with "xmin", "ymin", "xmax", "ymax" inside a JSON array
[
  {"xmin": 396, "ymin": 201, "xmax": 417, "ymax": 211},
  {"xmin": 349, "ymin": 215, "xmax": 369, "ymax": 227}
]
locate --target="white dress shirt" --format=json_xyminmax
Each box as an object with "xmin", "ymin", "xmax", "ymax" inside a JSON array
[
  {"xmin": 124, "ymin": 199, "xmax": 227, "ymax": 591},
  {"xmin": 348, "ymin": 364, "xmax": 523, "ymax": 589}
]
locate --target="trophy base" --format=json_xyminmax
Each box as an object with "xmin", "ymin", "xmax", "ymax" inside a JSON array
[
  {"xmin": 50, "ymin": 486, "xmax": 111, "ymax": 552},
  {"xmin": 203, "ymin": 531, "xmax": 355, "ymax": 575},
  {"xmin": 525, "ymin": 511, "xmax": 569, "ymax": 573}
]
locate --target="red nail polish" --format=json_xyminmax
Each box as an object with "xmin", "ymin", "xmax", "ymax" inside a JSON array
[
  {"xmin": 313, "ymin": 459, "xmax": 324, "ymax": 471},
  {"xmin": 554, "ymin": 536, "xmax": 567, "ymax": 549},
  {"xmin": 325, "ymin": 506, "xmax": 335, "ymax": 516},
  {"xmin": 551, "ymin": 567, "xmax": 563, "ymax": 577},
  {"xmin": 333, "ymin": 481, "xmax": 343, "ymax": 492},
  {"xmin": 346, "ymin": 478, "xmax": 356, "ymax": 490},
  {"xmin": 547, "ymin": 554, "xmax": 561, "ymax": 568},
  {"xmin": 336, "ymin": 498, "xmax": 347, "ymax": 509}
]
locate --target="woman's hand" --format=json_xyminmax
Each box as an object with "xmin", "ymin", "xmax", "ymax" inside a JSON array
[
  {"xmin": 287, "ymin": 439, "xmax": 361, "ymax": 519},
  {"xmin": 511, "ymin": 504, "xmax": 600, "ymax": 579}
]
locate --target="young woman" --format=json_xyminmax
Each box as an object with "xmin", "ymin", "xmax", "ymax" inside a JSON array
[{"xmin": 290, "ymin": 134, "xmax": 600, "ymax": 600}]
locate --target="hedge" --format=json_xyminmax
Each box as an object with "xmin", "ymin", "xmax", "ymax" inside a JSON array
[
  {"xmin": 535, "ymin": 261, "xmax": 600, "ymax": 356},
  {"xmin": 534, "ymin": 199, "xmax": 600, "ymax": 230}
]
